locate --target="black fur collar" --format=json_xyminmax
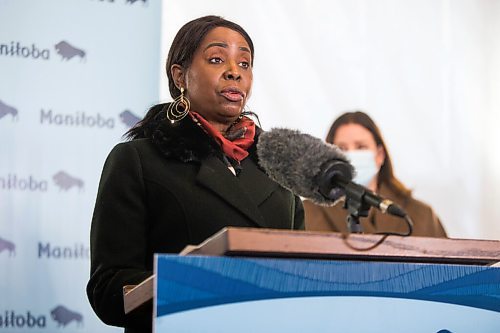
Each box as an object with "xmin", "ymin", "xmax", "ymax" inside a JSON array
[{"xmin": 147, "ymin": 103, "xmax": 260, "ymax": 164}]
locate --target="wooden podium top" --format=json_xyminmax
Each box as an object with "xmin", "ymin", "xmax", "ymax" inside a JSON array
[
  {"xmin": 181, "ymin": 227, "xmax": 500, "ymax": 265},
  {"xmin": 124, "ymin": 228, "xmax": 500, "ymax": 314}
]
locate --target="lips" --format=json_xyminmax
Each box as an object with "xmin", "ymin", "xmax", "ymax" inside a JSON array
[{"xmin": 220, "ymin": 87, "xmax": 245, "ymax": 102}]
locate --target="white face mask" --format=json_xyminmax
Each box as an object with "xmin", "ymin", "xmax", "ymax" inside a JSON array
[{"xmin": 344, "ymin": 150, "xmax": 379, "ymax": 187}]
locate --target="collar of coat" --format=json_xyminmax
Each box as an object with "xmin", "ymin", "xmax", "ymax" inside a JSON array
[{"xmin": 146, "ymin": 103, "xmax": 261, "ymax": 164}]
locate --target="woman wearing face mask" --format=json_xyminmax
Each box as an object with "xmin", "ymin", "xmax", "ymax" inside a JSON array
[{"xmin": 303, "ymin": 111, "xmax": 447, "ymax": 237}]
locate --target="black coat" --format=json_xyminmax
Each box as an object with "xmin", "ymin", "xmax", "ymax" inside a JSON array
[{"xmin": 87, "ymin": 109, "xmax": 304, "ymax": 333}]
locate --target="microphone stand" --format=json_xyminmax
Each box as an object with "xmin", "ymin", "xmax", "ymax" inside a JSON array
[
  {"xmin": 342, "ymin": 182, "xmax": 371, "ymax": 233},
  {"xmin": 318, "ymin": 163, "xmax": 411, "ymax": 235},
  {"xmin": 316, "ymin": 161, "xmax": 373, "ymax": 233}
]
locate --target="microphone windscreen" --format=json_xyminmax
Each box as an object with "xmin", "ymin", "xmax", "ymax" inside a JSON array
[{"xmin": 257, "ymin": 128, "xmax": 353, "ymax": 205}]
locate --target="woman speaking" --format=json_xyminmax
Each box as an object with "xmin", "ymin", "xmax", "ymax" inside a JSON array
[{"xmin": 87, "ymin": 15, "xmax": 304, "ymax": 333}]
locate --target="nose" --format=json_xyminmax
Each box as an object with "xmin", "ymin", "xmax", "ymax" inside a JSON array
[{"xmin": 224, "ymin": 61, "xmax": 241, "ymax": 81}]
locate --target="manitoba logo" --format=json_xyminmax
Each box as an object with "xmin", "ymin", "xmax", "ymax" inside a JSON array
[
  {"xmin": 0, "ymin": 310, "xmax": 46, "ymax": 328},
  {"xmin": 0, "ymin": 305, "xmax": 83, "ymax": 329},
  {"xmin": 1, "ymin": 40, "xmax": 87, "ymax": 62},
  {"xmin": 50, "ymin": 305, "xmax": 83, "ymax": 327},
  {"xmin": 54, "ymin": 41, "xmax": 86, "ymax": 61},
  {"xmin": 0, "ymin": 174, "xmax": 48, "ymax": 192},
  {"xmin": 0, "ymin": 41, "xmax": 50, "ymax": 60},
  {"xmin": 119, "ymin": 109, "xmax": 141, "ymax": 128},
  {"xmin": 0, "ymin": 237, "xmax": 16, "ymax": 257},
  {"xmin": 0, "ymin": 100, "xmax": 18, "ymax": 121},
  {"xmin": 52, "ymin": 171, "xmax": 84, "ymax": 191},
  {"xmin": 40, "ymin": 109, "xmax": 115, "ymax": 128},
  {"xmin": 93, "ymin": 0, "xmax": 148, "ymax": 4},
  {"xmin": 38, "ymin": 242, "xmax": 89, "ymax": 259}
]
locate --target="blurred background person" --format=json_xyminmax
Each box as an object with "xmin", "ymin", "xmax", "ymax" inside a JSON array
[{"xmin": 303, "ymin": 111, "xmax": 446, "ymax": 237}]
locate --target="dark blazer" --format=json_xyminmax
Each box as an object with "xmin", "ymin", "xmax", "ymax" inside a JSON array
[
  {"xmin": 87, "ymin": 109, "xmax": 304, "ymax": 333},
  {"xmin": 304, "ymin": 182, "xmax": 446, "ymax": 237}
]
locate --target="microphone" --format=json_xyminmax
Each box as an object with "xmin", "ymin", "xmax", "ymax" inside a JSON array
[{"xmin": 257, "ymin": 128, "xmax": 407, "ymax": 218}]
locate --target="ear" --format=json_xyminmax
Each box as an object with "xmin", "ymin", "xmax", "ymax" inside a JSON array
[
  {"xmin": 170, "ymin": 64, "xmax": 186, "ymax": 90},
  {"xmin": 375, "ymin": 145, "xmax": 385, "ymax": 169}
]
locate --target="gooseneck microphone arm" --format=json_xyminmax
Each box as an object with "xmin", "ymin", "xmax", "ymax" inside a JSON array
[
  {"xmin": 317, "ymin": 159, "xmax": 410, "ymax": 234},
  {"xmin": 341, "ymin": 181, "xmax": 372, "ymax": 233},
  {"xmin": 338, "ymin": 178, "xmax": 414, "ymax": 235}
]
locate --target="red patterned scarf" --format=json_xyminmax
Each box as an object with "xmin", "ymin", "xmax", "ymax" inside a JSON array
[{"xmin": 189, "ymin": 111, "xmax": 255, "ymax": 162}]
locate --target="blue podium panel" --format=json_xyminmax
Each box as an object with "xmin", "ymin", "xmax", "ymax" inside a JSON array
[{"xmin": 154, "ymin": 255, "xmax": 500, "ymax": 333}]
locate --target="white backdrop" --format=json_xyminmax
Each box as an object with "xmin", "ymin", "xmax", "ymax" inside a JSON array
[
  {"xmin": 161, "ymin": 0, "xmax": 500, "ymax": 240},
  {"xmin": 0, "ymin": 0, "xmax": 161, "ymax": 332},
  {"xmin": 1, "ymin": 1, "xmax": 499, "ymax": 332}
]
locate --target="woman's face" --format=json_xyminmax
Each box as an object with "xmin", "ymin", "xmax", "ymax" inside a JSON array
[
  {"xmin": 173, "ymin": 27, "xmax": 253, "ymax": 127},
  {"xmin": 333, "ymin": 123, "xmax": 385, "ymax": 169}
]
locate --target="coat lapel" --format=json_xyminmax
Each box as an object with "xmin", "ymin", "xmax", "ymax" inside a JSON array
[
  {"xmin": 149, "ymin": 111, "xmax": 281, "ymax": 228},
  {"xmin": 196, "ymin": 156, "xmax": 277, "ymax": 228},
  {"xmin": 238, "ymin": 157, "xmax": 279, "ymax": 207}
]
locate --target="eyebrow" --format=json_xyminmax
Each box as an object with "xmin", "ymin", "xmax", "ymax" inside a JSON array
[{"xmin": 204, "ymin": 42, "xmax": 251, "ymax": 54}]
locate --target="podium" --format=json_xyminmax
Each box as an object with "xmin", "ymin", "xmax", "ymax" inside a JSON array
[{"xmin": 124, "ymin": 228, "xmax": 500, "ymax": 332}]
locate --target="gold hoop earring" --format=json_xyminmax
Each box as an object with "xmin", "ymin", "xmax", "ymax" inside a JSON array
[{"xmin": 166, "ymin": 87, "xmax": 190, "ymax": 123}]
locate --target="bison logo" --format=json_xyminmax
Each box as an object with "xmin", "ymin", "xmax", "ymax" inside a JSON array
[
  {"xmin": 0, "ymin": 237, "xmax": 16, "ymax": 256},
  {"xmin": 119, "ymin": 110, "xmax": 141, "ymax": 128},
  {"xmin": 0, "ymin": 100, "xmax": 18, "ymax": 121},
  {"xmin": 50, "ymin": 305, "xmax": 83, "ymax": 327},
  {"xmin": 54, "ymin": 41, "xmax": 86, "ymax": 61},
  {"xmin": 52, "ymin": 171, "xmax": 84, "ymax": 191}
]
